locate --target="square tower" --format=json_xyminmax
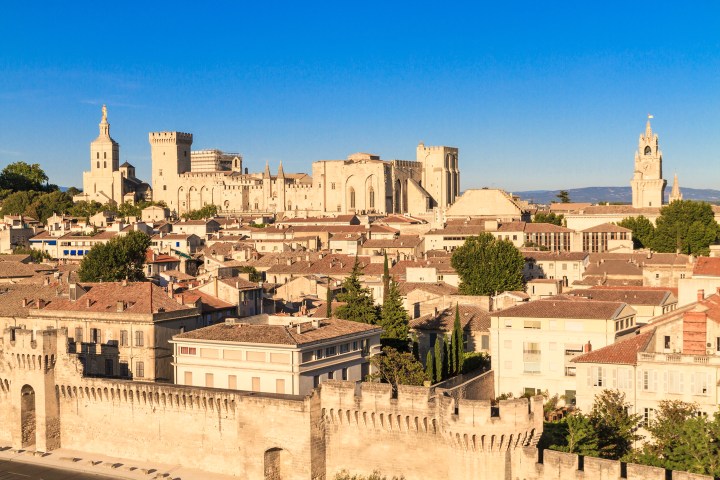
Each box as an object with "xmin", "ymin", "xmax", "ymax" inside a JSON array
[
  {"xmin": 150, "ymin": 131, "xmax": 193, "ymax": 213},
  {"xmin": 631, "ymin": 119, "xmax": 666, "ymax": 208},
  {"xmin": 417, "ymin": 143, "xmax": 459, "ymax": 209}
]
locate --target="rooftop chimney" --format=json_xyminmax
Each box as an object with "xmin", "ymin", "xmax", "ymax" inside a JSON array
[
  {"xmin": 21, "ymin": 298, "xmax": 29, "ymax": 308},
  {"xmin": 36, "ymin": 299, "xmax": 44, "ymax": 309},
  {"xmin": 584, "ymin": 341, "xmax": 592, "ymax": 353},
  {"xmin": 698, "ymin": 289, "xmax": 705, "ymax": 302}
]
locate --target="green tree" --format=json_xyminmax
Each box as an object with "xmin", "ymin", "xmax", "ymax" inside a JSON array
[
  {"xmin": 68, "ymin": 200, "xmax": 105, "ymax": 219},
  {"xmin": 0, "ymin": 161, "xmax": 49, "ymax": 192},
  {"xmin": 551, "ymin": 414, "xmax": 601, "ymax": 456},
  {"xmin": 326, "ymin": 282, "xmax": 333, "ymax": 318},
  {"xmin": 65, "ymin": 186, "xmax": 82, "ymax": 197},
  {"xmin": 24, "ymin": 190, "xmax": 74, "ymax": 224},
  {"xmin": 451, "ymin": 233, "xmax": 525, "ymax": 296},
  {"xmin": 380, "ymin": 279, "xmax": 409, "ymax": 347},
  {"xmin": 450, "ymin": 304, "xmax": 465, "ymax": 375},
  {"xmin": 556, "ymin": 190, "xmax": 571, "ymax": 203},
  {"xmin": 368, "ymin": 347, "xmax": 425, "ymax": 395},
  {"xmin": 533, "ymin": 212, "xmax": 564, "ymax": 226},
  {"xmin": 181, "ymin": 204, "xmax": 218, "ymax": 220},
  {"xmin": 650, "ymin": 200, "xmax": 719, "ymax": 255},
  {"xmin": 617, "ymin": 215, "xmax": 655, "ymax": 249},
  {"xmin": 382, "ymin": 252, "xmax": 390, "ymax": 303},
  {"xmin": 589, "ymin": 389, "xmax": 641, "ymax": 459},
  {"xmin": 425, "ymin": 350, "xmax": 434, "ymax": 383},
  {"xmin": 237, "ymin": 265, "xmax": 263, "ymax": 282},
  {"xmin": 77, "ymin": 231, "xmax": 151, "ymax": 282},
  {"xmin": 334, "ymin": 257, "xmax": 380, "ymax": 324},
  {"xmin": 0, "ymin": 190, "xmax": 41, "ymax": 216},
  {"xmin": 443, "ymin": 335, "xmax": 450, "ymax": 379},
  {"xmin": 433, "ymin": 337, "xmax": 444, "ymax": 383}
]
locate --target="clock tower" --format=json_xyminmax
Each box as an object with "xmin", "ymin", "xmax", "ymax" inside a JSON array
[{"xmin": 631, "ymin": 117, "xmax": 666, "ymax": 208}]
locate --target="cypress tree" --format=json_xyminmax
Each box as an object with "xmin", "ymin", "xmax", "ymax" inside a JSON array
[
  {"xmin": 334, "ymin": 256, "xmax": 380, "ymax": 324},
  {"xmin": 382, "ymin": 252, "xmax": 390, "ymax": 303},
  {"xmin": 326, "ymin": 281, "xmax": 333, "ymax": 318},
  {"xmin": 425, "ymin": 350, "xmax": 434, "ymax": 384},
  {"xmin": 443, "ymin": 336, "xmax": 450, "ymax": 380},
  {"xmin": 452, "ymin": 303, "xmax": 465, "ymax": 374},
  {"xmin": 380, "ymin": 278, "xmax": 409, "ymax": 344},
  {"xmin": 434, "ymin": 337, "xmax": 443, "ymax": 383}
]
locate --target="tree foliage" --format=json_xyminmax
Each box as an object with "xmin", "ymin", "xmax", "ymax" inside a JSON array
[
  {"xmin": 334, "ymin": 470, "xmax": 405, "ymax": 480},
  {"xmin": 334, "ymin": 257, "xmax": 380, "ymax": 324},
  {"xmin": 181, "ymin": 204, "xmax": 218, "ymax": 220},
  {"xmin": 555, "ymin": 190, "xmax": 571, "ymax": 203},
  {"xmin": 533, "ymin": 212, "xmax": 564, "ymax": 226},
  {"xmin": 617, "ymin": 215, "xmax": 655, "ymax": 249},
  {"xmin": 77, "ymin": 231, "xmax": 151, "ymax": 282},
  {"xmin": 237, "ymin": 265, "xmax": 263, "ymax": 282},
  {"xmin": 68, "ymin": 200, "xmax": 106, "ymax": 219},
  {"xmin": 450, "ymin": 304, "xmax": 464, "ymax": 375},
  {"xmin": 433, "ymin": 337, "xmax": 444, "ymax": 383},
  {"xmin": 380, "ymin": 278, "xmax": 409, "ymax": 345},
  {"xmin": 451, "ymin": 233, "xmax": 525, "ymax": 296},
  {"xmin": 368, "ymin": 347, "xmax": 425, "ymax": 395},
  {"xmin": 650, "ymin": 200, "xmax": 719, "ymax": 255},
  {"xmin": 544, "ymin": 390, "xmax": 640, "ymax": 460},
  {"xmin": 0, "ymin": 162, "xmax": 49, "ymax": 192}
]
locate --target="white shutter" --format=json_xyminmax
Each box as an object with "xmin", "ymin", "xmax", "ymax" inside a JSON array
[
  {"xmin": 611, "ymin": 368, "xmax": 617, "ymax": 388},
  {"xmin": 653, "ymin": 371, "xmax": 659, "ymax": 392},
  {"xmin": 637, "ymin": 369, "xmax": 643, "ymax": 390},
  {"xmin": 690, "ymin": 373, "xmax": 696, "ymax": 395},
  {"xmin": 663, "ymin": 371, "xmax": 668, "ymax": 393},
  {"xmin": 679, "ymin": 373, "xmax": 684, "ymax": 393},
  {"xmin": 588, "ymin": 366, "xmax": 594, "ymax": 387},
  {"xmin": 629, "ymin": 368, "xmax": 634, "ymax": 390}
]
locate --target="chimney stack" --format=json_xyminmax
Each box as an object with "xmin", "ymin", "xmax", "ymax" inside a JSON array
[
  {"xmin": 86, "ymin": 298, "xmax": 92, "ymax": 307},
  {"xmin": 584, "ymin": 341, "xmax": 592, "ymax": 353},
  {"xmin": 698, "ymin": 289, "xmax": 705, "ymax": 302}
]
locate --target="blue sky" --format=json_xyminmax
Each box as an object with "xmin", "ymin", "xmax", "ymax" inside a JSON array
[{"xmin": 1, "ymin": 2, "xmax": 719, "ymax": 192}]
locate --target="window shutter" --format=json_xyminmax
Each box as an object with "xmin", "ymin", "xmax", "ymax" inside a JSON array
[
  {"xmin": 587, "ymin": 366, "xmax": 594, "ymax": 387},
  {"xmin": 690, "ymin": 373, "xmax": 696, "ymax": 395},
  {"xmin": 628, "ymin": 368, "xmax": 634, "ymax": 389},
  {"xmin": 663, "ymin": 371, "xmax": 668, "ymax": 393},
  {"xmin": 653, "ymin": 371, "xmax": 658, "ymax": 392},
  {"xmin": 611, "ymin": 368, "xmax": 617, "ymax": 388},
  {"xmin": 679, "ymin": 373, "xmax": 684, "ymax": 393}
]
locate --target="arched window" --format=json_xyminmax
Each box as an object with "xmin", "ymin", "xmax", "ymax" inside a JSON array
[
  {"xmin": 96, "ymin": 161, "xmax": 100, "ymax": 168},
  {"xmin": 103, "ymin": 161, "xmax": 107, "ymax": 168},
  {"xmin": 287, "ymin": 201, "xmax": 292, "ymax": 210},
  {"xmin": 644, "ymin": 146, "xmax": 652, "ymax": 155},
  {"xmin": 349, "ymin": 187, "xmax": 356, "ymax": 209},
  {"xmin": 96, "ymin": 152, "xmax": 99, "ymax": 159},
  {"xmin": 104, "ymin": 152, "xmax": 107, "ymax": 159},
  {"xmin": 369, "ymin": 187, "xmax": 375, "ymax": 209}
]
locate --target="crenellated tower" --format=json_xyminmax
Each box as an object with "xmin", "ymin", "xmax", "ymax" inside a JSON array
[
  {"xmin": 149, "ymin": 131, "xmax": 194, "ymax": 214},
  {"xmin": 631, "ymin": 117, "xmax": 666, "ymax": 208}
]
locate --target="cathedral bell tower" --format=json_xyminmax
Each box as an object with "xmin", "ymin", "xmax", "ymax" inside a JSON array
[{"xmin": 631, "ymin": 116, "xmax": 666, "ymax": 208}]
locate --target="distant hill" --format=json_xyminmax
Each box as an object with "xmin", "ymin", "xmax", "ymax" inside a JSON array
[{"xmin": 513, "ymin": 187, "xmax": 720, "ymax": 206}]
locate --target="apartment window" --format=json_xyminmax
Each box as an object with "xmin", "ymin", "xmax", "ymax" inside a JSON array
[
  {"xmin": 135, "ymin": 331, "xmax": 144, "ymax": 347},
  {"xmin": 302, "ymin": 351, "xmax": 314, "ymax": 363},
  {"xmin": 135, "ymin": 361, "xmax": 144, "ymax": 378},
  {"xmin": 205, "ymin": 373, "xmax": 214, "ymax": 388},
  {"xmin": 184, "ymin": 371, "xmax": 193, "ymax": 385},
  {"xmin": 74, "ymin": 327, "xmax": 83, "ymax": 343},
  {"xmin": 523, "ymin": 342, "xmax": 541, "ymax": 373},
  {"xmin": 325, "ymin": 346, "xmax": 337, "ymax": 357},
  {"xmin": 481, "ymin": 335, "xmax": 489, "ymax": 350},
  {"xmin": 120, "ymin": 330, "xmax": 128, "ymax": 346},
  {"xmin": 664, "ymin": 336, "xmax": 671, "ymax": 350},
  {"xmin": 617, "ymin": 368, "xmax": 633, "ymax": 389},
  {"xmin": 667, "ymin": 371, "xmax": 683, "ymax": 394},
  {"xmin": 503, "ymin": 319, "xmax": 512, "ymax": 328},
  {"xmin": 331, "ymin": 182, "xmax": 336, "ymax": 190},
  {"xmin": 589, "ymin": 366, "xmax": 605, "ymax": 387},
  {"xmin": 252, "ymin": 377, "xmax": 260, "ymax": 392},
  {"xmin": 352, "ymin": 341, "xmax": 358, "ymax": 351},
  {"xmin": 328, "ymin": 371, "xmax": 334, "ymax": 380},
  {"xmin": 90, "ymin": 328, "xmax": 101, "ymax": 343},
  {"xmin": 228, "ymin": 375, "xmax": 237, "ymax": 389},
  {"xmin": 339, "ymin": 343, "xmax": 350, "ymax": 354},
  {"xmin": 523, "ymin": 320, "xmax": 541, "ymax": 329},
  {"xmin": 692, "ymin": 372, "xmax": 709, "ymax": 395},
  {"xmin": 716, "ymin": 337, "xmax": 720, "ymax": 352},
  {"xmin": 105, "ymin": 359, "xmax": 113, "ymax": 376},
  {"xmin": 342, "ymin": 368, "xmax": 348, "ymax": 381},
  {"xmin": 643, "ymin": 408, "xmax": 655, "ymax": 427},
  {"xmin": 642, "ymin": 370, "xmax": 658, "ymax": 392},
  {"xmin": 316, "ymin": 349, "xmax": 324, "ymax": 360},
  {"xmin": 276, "ymin": 379, "xmax": 285, "ymax": 394},
  {"xmin": 313, "ymin": 375, "xmax": 320, "ymax": 388},
  {"xmin": 180, "ymin": 347, "xmax": 197, "ymax": 355}
]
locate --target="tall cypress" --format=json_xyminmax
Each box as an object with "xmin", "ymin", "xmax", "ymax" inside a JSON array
[
  {"xmin": 443, "ymin": 336, "xmax": 450, "ymax": 380},
  {"xmin": 382, "ymin": 252, "xmax": 390, "ymax": 303},
  {"xmin": 452, "ymin": 303, "xmax": 464, "ymax": 375},
  {"xmin": 425, "ymin": 350, "xmax": 434, "ymax": 384},
  {"xmin": 434, "ymin": 337, "xmax": 443, "ymax": 383},
  {"xmin": 334, "ymin": 256, "xmax": 380, "ymax": 324},
  {"xmin": 380, "ymin": 278, "xmax": 409, "ymax": 344},
  {"xmin": 326, "ymin": 281, "xmax": 333, "ymax": 318}
]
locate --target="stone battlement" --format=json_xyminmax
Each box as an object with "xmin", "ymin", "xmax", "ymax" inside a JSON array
[{"xmin": 149, "ymin": 131, "xmax": 193, "ymax": 144}]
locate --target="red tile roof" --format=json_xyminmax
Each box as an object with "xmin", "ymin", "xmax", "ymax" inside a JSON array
[
  {"xmin": 494, "ymin": 299, "xmax": 630, "ymax": 319},
  {"xmin": 693, "ymin": 257, "xmax": 720, "ymax": 277},
  {"xmin": 572, "ymin": 330, "xmax": 654, "ymax": 365}
]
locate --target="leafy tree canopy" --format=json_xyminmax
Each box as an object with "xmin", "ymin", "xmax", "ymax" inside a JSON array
[
  {"xmin": 0, "ymin": 161, "xmax": 50, "ymax": 192},
  {"xmin": 181, "ymin": 204, "xmax": 218, "ymax": 220},
  {"xmin": 77, "ymin": 231, "xmax": 151, "ymax": 282},
  {"xmin": 650, "ymin": 200, "xmax": 719, "ymax": 255},
  {"xmin": 368, "ymin": 347, "xmax": 426, "ymax": 395},
  {"xmin": 451, "ymin": 233, "xmax": 525, "ymax": 296},
  {"xmin": 334, "ymin": 257, "xmax": 380, "ymax": 324},
  {"xmin": 617, "ymin": 215, "xmax": 655, "ymax": 249},
  {"xmin": 237, "ymin": 265, "xmax": 263, "ymax": 283},
  {"xmin": 533, "ymin": 212, "xmax": 564, "ymax": 226}
]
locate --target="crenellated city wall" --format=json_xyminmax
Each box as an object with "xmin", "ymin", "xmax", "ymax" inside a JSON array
[{"xmin": 0, "ymin": 327, "xmax": 714, "ymax": 480}]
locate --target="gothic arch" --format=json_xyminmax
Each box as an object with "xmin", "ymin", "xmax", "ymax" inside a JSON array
[
  {"xmin": 364, "ymin": 174, "xmax": 377, "ymax": 212},
  {"xmin": 20, "ymin": 384, "xmax": 36, "ymax": 448},
  {"xmin": 644, "ymin": 145, "xmax": 652, "ymax": 155}
]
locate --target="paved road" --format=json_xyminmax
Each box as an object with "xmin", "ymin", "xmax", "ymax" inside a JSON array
[{"xmin": 0, "ymin": 458, "xmax": 120, "ymax": 480}]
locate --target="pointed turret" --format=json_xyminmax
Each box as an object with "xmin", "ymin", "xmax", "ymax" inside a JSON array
[
  {"xmin": 669, "ymin": 173, "xmax": 683, "ymax": 203},
  {"xmin": 263, "ymin": 161, "xmax": 271, "ymax": 178},
  {"xmin": 277, "ymin": 161, "xmax": 285, "ymax": 178},
  {"xmin": 645, "ymin": 118, "xmax": 653, "ymax": 138}
]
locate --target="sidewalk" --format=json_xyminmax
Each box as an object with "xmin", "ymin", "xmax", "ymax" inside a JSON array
[{"xmin": 0, "ymin": 445, "xmax": 239, "ymax": 480}]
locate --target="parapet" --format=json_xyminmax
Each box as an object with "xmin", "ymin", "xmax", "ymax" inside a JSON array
[{"xmin": 149, "ymin": 131, "xmax": 194, "ymax": 145}]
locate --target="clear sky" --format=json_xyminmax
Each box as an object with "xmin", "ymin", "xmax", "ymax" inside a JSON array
[{"xmin": 1, "ymin": 2, "xmax": 719, "ymax": 192}]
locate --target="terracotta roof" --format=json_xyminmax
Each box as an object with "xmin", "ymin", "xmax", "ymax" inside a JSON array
[
  {"xmin": 426, "ymin": 225, "xmax": 485, "ymax": 236},
  {"xmin": 566, "ymin": 288, "xmax": 674, "ymax": 306},
  {"xmin": 584, "ymin": 260, "xmax": 643, "ymax": 277},
  {"xmin": 218, "ymin": 276, "xmax": 262, "ymax": 290},
  {"xmin": 361, "ymin": 235, "xmax": 423, "ymax": 249},
  {"xmin": 576, "ymin": 205, "xmax": 659, "ymax": 215},
  {"xmin": 0, "ymin": 261, "xmax": 54, "ymax": 278},
  {"xmin": 588, "ymin": 252, "xmax": 691, "ymax": 266},
  {"xmin": 524, "ymin": 223, "xmax": 572, "ymax": 233},
  {"xmin": 521, "ymin": 250, "xmax": 588, "ymax": 261},
  {"xmin": 572, "ymin": 330, "xmax": 654, "ymax": 365},
  {"xmin": 397, "ymin": 282, "xmax": 458, "ymax": 296},
  {"xmin": 40, "ymin": 282, "xmax": 195, "ymax": 315},
  {"xmin": 176, "ymin": 290, "xmax": 235, "ymax": 312},
  {"xmin": 494, "ymin": 298, "xmax": 630, "ymax": 319},
  {"xmin": 0, "ymin": 254, "xmax": 32, "ymax": 263},
  {"xmin": 549, "ymin": 203, "xmax": 592, "ymax": 212},
  {"xmin": 581, "ymin": 223, "xmax": 631, "ymax": 233},
  {"xmin": 0, "ymin": 282, "xmax": 71, "ymax": 318},
  {"xmin": 376, "ymin": 215, "xmax": 425, "ymax": 225},
  {"xmin": 174, "ymin": 317, "xmax": 379, "ymax": 346},
  {"xmin": 693, "ymin": 257, "xmax": 720, "ymax": 277},
  {"xmin": 145, "ymin": 250, "xmax": 180, "ymax": 264},
  {"xmin": 410, "ymin": 305, "xmax": 490, "ymax": 332}
]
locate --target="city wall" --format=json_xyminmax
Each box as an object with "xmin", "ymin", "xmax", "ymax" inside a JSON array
[{"xmin": 0, "ymin": 327, "xmax": 713, "ymax": 480}]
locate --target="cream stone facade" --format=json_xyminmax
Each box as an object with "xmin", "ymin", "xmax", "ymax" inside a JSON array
[
  {"xmin": 149, "ymin": 130, "xmax": 459, "ymax": 218},
  {"xmin": 75, "ymin": 106, "xmax": 151, "ymax": 205},
  {"xmin": 631, "ymin": 119, "xmax": 666, "ymax": 208}
]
